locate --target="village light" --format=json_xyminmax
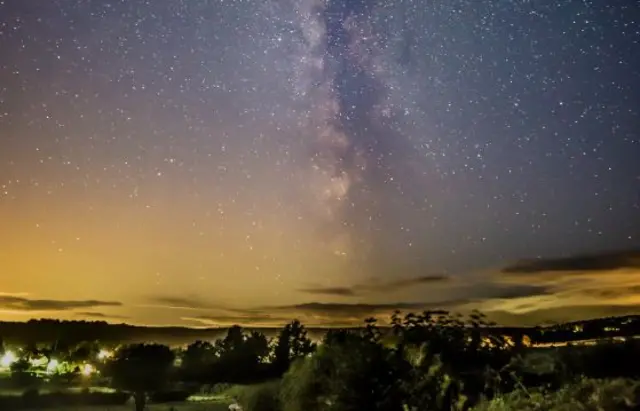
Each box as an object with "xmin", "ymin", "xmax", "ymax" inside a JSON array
[
  {"xmin": 97, "ymin": 349, "xmax": 113, "ymax": 360},
  {"xmin": 46, "ymin": 359, "xmax": 59, "ymax": 374},
  {"xmin": 82, "ymin": 363, "xmax": 94, "ymax": 376},
  {"xmin": 0, "ymin": 351, "xmax": 17, "ymax": 368}
]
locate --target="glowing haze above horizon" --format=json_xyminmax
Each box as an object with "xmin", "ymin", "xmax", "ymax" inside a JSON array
[{"xmin": 1, "ymin": 0, "xmax": 639, "ymax": 328}]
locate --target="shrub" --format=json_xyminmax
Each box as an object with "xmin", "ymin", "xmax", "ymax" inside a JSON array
[
  {"xmin": 473, "ymin": 378, "xmax": 640, "ymax": 411},
  {"xmin": 238, "ymin": 381, "xmax": 281, "ymax": 411},
  {"xmin": 210, "ymin": 382, "xmax": 234, "ymax": 395},
  {"xmin": 279, "ymin": 332, "xmax": 405, "ymax": 411}
]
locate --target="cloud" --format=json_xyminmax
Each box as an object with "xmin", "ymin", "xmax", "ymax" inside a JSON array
[
  {"xmin": 365, "ymin": 274, "xmax": 451, "ymax": 291},
  {"xmin": 486, "ymin": 304, "xmax": 640, "ymax": 327},
  {"xmin": 148, "ymin": 248, "xmax": 640, "ymax": 328},
  {"xmin": 262, "ymin": 300, "xmax": 472, "ymax": 326},
  {"xmin": 151, "ymin": 278, "xmax": 549, "ymax": 327},
  {"xmin": 495, "ymin": 248, "xmax": 640, "ymax": 297},
  {"xmin": 75, "ymin": 311, "xmax": 129, "ymax": 320},
  {"xmin": 278, "ymin": 283, "xmax": 551, "ymax": 325},
  {"xmin": 183, "ymin": 314, "xmax": 295, "ymax": 327},
  {"xmin": 483, "ymin": 284, "xmax": 551, "ymax": 300},
  {"xmin": 298, "ymin": 287, "xmax": 356, "ymax": 297},
  {"xmin": 502, "ymin": 248, "xmax": 640, "ymax": 274},
  {"xmin": 146, "ymin": 295, "xmax": 223, "ymax": 311},
  {"xmin": 299, "ymin": 274, "xmax": 450, "ymax": 297},
  {"xmin": 178, "ymin": 285, "xmax": 546, "ymax": 327},
  {"xmin": 581, "ymin": 285, "xmax": 640, "ymax": 299},
  {"xmin": 278, "ymin": 301, "xmax": 438, "ymax": 315},
  {"xmin": 475, "ymin": 248, "xmax": 640, "ymax": 325},
  {"xmin": 0, "ymin": 295, "xmax": 122, "ymax": 311},
  {"xmin": 178, "ymin": 301, "xmax": 464, "ymax": 328}
]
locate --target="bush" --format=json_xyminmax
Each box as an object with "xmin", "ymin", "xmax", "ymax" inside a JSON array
[
  {"xmin": 279, "ymin": 333, "xmax": 405, "ymax": 411},
  {"xmin": 210, "ymin": 382, "xmax": 234, "ymax": 395},
  {"xmin": 237, "ymin": 381, "xmax": 281, "ymax": 411},
  {"xmin": 473, "ymin": 378, "xmax": 640, "ymax": 411}
]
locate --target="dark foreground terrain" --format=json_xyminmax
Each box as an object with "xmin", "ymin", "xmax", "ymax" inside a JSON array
[{"xmin": 1, "ymin": 312, "xmax": 640, "ymax": 411}]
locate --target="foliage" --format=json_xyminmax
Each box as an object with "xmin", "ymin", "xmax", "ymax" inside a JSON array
[
  {"xmin": 68, "ymin": 341, "xmax": 101, "ymax": 363},
  {"xmin": 180, "ymin": 340, "xmax": 218, "ymax": 383},
  {"xmin": 280, "ymin": 325, "xmax": 405, "ymax": 411},
  {"xmin": 236, "ymin": 381, "xmax": 282, "ymax": 411},
  {"xmin": 272, "ymin": 320, "xmax": 316, "ymax": 374},
  {"xmin": 473, "ymin": 378, "xmax": 640, "ymax": 411},
  {"xmin": 278, "ymin": 311, "xmax": 526, "ymax": 411},
  {"xmin": 212, "ymin": 326, "xmax": 272, "ymax": 383},
  {"xmin": 391, "ymin": 310, "xmax": 522, "ymax": 410}
]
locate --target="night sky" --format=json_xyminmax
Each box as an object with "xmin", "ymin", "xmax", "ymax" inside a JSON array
[{"xmin": 1, "ymin": 0, "xmax": 639, "ymax": 327}]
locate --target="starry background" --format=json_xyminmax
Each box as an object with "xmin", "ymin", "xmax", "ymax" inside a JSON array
[{"xmin": 0, "ymin": 0, "xmax": 639, "ymax": 327}]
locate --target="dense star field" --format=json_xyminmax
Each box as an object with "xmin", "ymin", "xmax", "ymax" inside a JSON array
[{"xmin": 0, "ymin": 0, "xmax": 639, "ymax": 327}]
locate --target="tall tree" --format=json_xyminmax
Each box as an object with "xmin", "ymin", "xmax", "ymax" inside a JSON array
[
  {"xmin": 213, "ymin": 327, "xmax": 272, "ymax": 383},
  {"xmin": 180, "ymin": 340, "xmax": 218, "ymax": 383},
  {"xmin": 217, "ymin": 325, "xmax": 245, "ymax": 352},
  {"xmin": 69, "ymin": 341, "xmax": 101, "ymax": 363},
  {"xmin": 106, "ymin": 343, "xmax": 175, "ymax": 411},
  {"xmin": 273, "ymin": 320, "xmax": 315, "ymax": 374},
  {"xmin": 245, "ymin": 331, "xmax": 271, "ymax": 363}
]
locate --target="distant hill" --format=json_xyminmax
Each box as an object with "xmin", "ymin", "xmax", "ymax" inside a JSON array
[
  {"xmin": 1, "ymin": 315, "xmax": 640, "ymax": 347},
  {"xmin": 0, "ymin": 319, "xmax": 336, "ymax": 347}
]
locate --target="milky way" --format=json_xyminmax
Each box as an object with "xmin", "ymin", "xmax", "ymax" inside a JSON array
[{"xmin": 291, "ymin": 0, "xmax": 445, "ymax": 271}]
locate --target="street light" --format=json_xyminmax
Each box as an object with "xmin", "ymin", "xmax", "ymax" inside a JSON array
[{"xmin": 0, "ymin": 351, "xmax": 17, "ymax": 368}]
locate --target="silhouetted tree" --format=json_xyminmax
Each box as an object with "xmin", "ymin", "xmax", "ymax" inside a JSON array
[
  {"xmin": 273, "ymin": 320, "xmax": 316, "ymax": 374},
  {"xmin": 180, "ymin": 340, "xmax": 218, "ymax": 383},
  {"xmin": 391, "ymin": 310, "xmax": 519, "ymax": 410},
  {"xmin": 246, "ymin": 331, "xmax": 271, "ymax": 363},
  {"xmin": 106, "ymin": 343, "xmax": 175, "ymax": 411},
  {"xmin": 213, "ymin": 326, "xmax": 272, "ymax": 383},
  {"xmin": 22, "ymin": 342, "xmax": 40, "ymax": 361},
  {"xmin": 280, "ymin": 324, "xmax": 404, "ymax": 411},
  {"xmin": 69, "ymin": 340, "xmax": 101, "ymax": 363},
  {"xmin": 218, "ymin": 325, "xmax": 245, "ymax": 352}
]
